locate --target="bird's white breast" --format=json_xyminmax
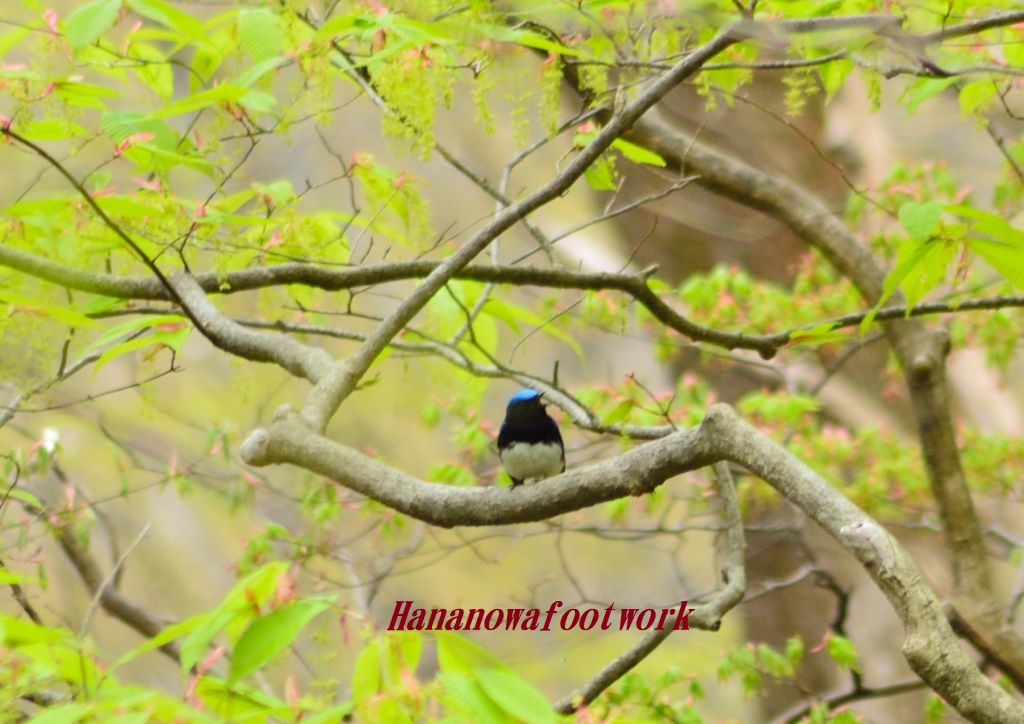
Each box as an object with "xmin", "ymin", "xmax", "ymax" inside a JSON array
[{"xmin": 500, "ymin": 441, "xmax": 564, "ymax": 483}]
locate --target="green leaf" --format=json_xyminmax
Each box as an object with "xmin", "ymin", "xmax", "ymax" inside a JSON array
[
  {"xmin": 825, "ymin": 633, "xmax": 859, "ymax": 672},
  {"xmin": 898, "ymin": 200, "xmax": 944, "ymax": 243},
  {"xmin": 0, "ymin": 65, "xmax": 41, "ymax": 81},
  {"xmin": 126, "ymin": 0, "xmax": 207, "ymax": 46},
  {"xmin": 860, "ymin": 240, "xmax": 933, "ymax": 333},
  {"xmin": 365, "ymin": 699, "xmax": 413, "ymax": 724},
  {"xmin": 1, "ymin": 487, "xmax": 44, "ymax": 509},
  {"xmin": 1006, "ymin": 33, "xmax": 1024, "ymax": 68},
  {"xmin": 55, "ymin": 80, "xmax": 121, "ymax": 109},
  {"xmin": 127, "ymin": 40, "xmax": 174, "ymax": 99},
  {"xmin": 800, "ymin": 0, "xmax": 844, "ymax": 16},
  {"xmin": 738, "ymin": 391, "xmax": 819, "ymax": 424},
  {"xmin": 180, "ymin": 561, "xmax": 290, "ymax": 674},
  {"xmin": 238, "ymin": 8, "xmax": 283, "ymax": 62},
  {"xmin": 435, "ymin": 631, "xmax": 554, "ymax": 721},
  {"xmin": 585, "ymin": 155, "xmax": 617, "ymax": 191},
  {"xmin": 902, "ymin": 77, "xmax": 957, "ymax": 115},
  {"xmin": 958, "ymin": 79, "xmax": 997, "ymax": 116},
  {"xmin": 901, "ymin": 239, "xmax": 955, "ymax": 308},
  {"xmin": 314, "ymin": 15, "xmax": 358, "ymax": 41},
  {"xmin": 352, "ymin": 631, "xmax": 423, "ymax": 707},
  {"xmin": 483, "ymin": 299, "xmax": 584, "ymax": 361},
  {"xmin": 85, "ymin": 314, "xmax": 187, "ymax": 353},
  {"xmin": 76, "ymin": 296, "xmax": 123, "ymax": 317},
  {"xmin": 153, "ymin": 321, "xmax": 190, "ymax": 353},
  {"xmin": 103, "ymin": 713, "xmax": 152, "ymax": 724},
  {"xmin": 65, "ymin": 0, "xmax": 122, "ymax": 53},
  {"xmin": 92, "ymin": 334, "xmax": 167, "ymax": 374},
  {"xmin": 611, "ymin": 138, "xmax": 666, "ymax": 167},
  {"xmin": 235, "ymin": 56, "xmax": 287, "ymax": 89},
  {"xmin": 109, "ymin": 613, "xmax": 206, "ymax": 672},
  {"xmin": 102, "ymin": 110, "xmax": 181, "ymax": 149},
  {"xmin": 391, "ymin": 17, "xmax": 455, "ymax": 45},
  {"xmin": 120, "ymin": 143, "xmax": 214, "ymax": 173},
  {"xmin": 0, "ymin": 24, "xmax": 32, "ymax": 59},
  {"xmin": 787, "ymin": 323, "xmax": 840, "ymax": 343},
  {"xmin": 438, "ymin": 673, "xmax": 507, "ymax": 722},
  {"xmin": 756, "ymin": 643, "xmax": 794, "ymax": 679},
  {"xmin": 191, "ymin": 676, "xmax": 284, "ymax": 720},
  {"xmin": 1, "ymin": 613, "xmax": 68, "ymax": 646},
  {"xmin": 94, "ymin": 195, "xmax": 161, "ymax": 218},
  {"xmin": 351, "ymin": 638, "xmax": 382, "ymax": 705},
  {"xmin": 948, "ymin": 204, "xmax": 1024, "ymax": 288},
  {"xmin": 482, "ymin": 26, "xmax": 585, "ymax": 58},
  {"xmin": 968, "ymin": 238, "xmax": 1024, "ymax": 289},
  {"xmin": 423, "ymin": 282, "xmax": 497, "ymax": 363},
  {"xmin": 21, "ymin": 704, "xmax": 95, "ymax": 724},
  {"xmin": 229, "ymin": 599, "xmax": 331, "ymax": 682},
  {"xmin": 925, "ymin": 693, "xmax": 947, "ymax": 723},
  {"xmin": 574, "ymin": 125, "xmax": 619, "ymax": 189},
  {"xmin": 436, "ymin": 630, "xmax": 501, "ymax": 675},
  {"xmin": 253, "ymin": 179, "xmax": 295, "ymax": 206},
  {"xmin": 785, "ymin": 636, "xmax": 805, "ymax": 664},
  {"xmin": 192, "ymin": 46, "xmax": 226, "ymax": 89},
  {"xmin": 603, "ymin": 399, "xmax": 632, "ymax": 425},
  {"xmin": 20, "ymin": 119, "xmax": 90, "ymax": 141},
  {"xmin": 947, "ymin": 204, "xmax": 1024, "ymax": 246},
  {"xmin": 0, "ymin": 289, "xmax": 100, "ymax": 329},
  {"xmin": 818, "ymin": 58, "xmax": 853, "ymax": 102},
  {"xmin": 476, "ymin": 667, "xmax": 556, "ymax": 724},
  {"xmin": 239, "ymin": 89, "xmax": 278, "ymax": 114},
  {"xmin": 481, "ymin": 298, "xmax": 522, "ymax": 335},
  {"xmin": 148, "ymin": 84, "xmax": 247, "ymax": 119},
  {"xmin": 382, "ymin": 631, "xmax": 422, "ymax": 684},
  {"xmin": 90, "ymin": 320, "xmax": 190, "ymax": 375},
  {"xmin": 491, "ymin": 302, "xmax": 576, "ymax": 364}
]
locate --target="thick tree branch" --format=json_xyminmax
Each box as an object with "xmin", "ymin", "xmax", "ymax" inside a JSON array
[
  {"xmin": 166, "ymin": 272, "xmax": 334, "ymax": 384},
  {"xmin": 240, "ymin": 403, "xmax": 1022, "ymax": 722},
  {"xmin": 240, "ymin": 403, "xmax": 713, "ymax": 524},
  {"xmin": 10, "ymin": 243, "xmax": 1024, "ymax": 362}
]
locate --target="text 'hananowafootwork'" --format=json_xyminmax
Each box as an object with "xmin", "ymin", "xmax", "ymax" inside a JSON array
[{"xmin": 387, "ymin": 600, "xmax": 697, "ymax": 632}]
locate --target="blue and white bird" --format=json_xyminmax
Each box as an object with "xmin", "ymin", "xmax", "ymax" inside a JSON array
[{"xmin": 497, "ymin": 389, "xmax": 565, "ymax": 488}]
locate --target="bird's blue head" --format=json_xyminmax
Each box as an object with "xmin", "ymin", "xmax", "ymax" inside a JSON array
[{"xmin": 507, "ymin": 389, "xmax": 541, "ymax": 408}]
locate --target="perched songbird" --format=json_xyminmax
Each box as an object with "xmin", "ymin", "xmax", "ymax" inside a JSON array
[{"xmin": 497, "ymin": 389, "xmax": 565, "ymax": 488}]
